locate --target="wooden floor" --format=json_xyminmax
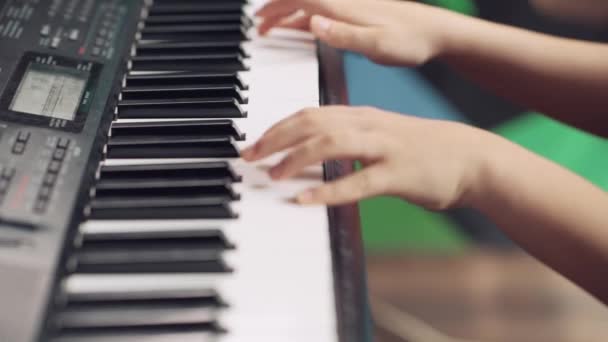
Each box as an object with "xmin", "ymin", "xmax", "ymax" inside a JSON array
[{"xmin": 367, "ymin": 251, "xmax": 608, "ymax": 342}]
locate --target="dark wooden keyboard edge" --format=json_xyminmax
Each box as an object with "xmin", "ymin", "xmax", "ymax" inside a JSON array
[{"xmin": 318, "ymin": 42, "xmax": 374, "ymax": 342}]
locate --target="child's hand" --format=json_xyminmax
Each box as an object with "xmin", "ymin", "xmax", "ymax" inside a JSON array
[
  {"xmin": 255, "ymin": 0, "xmax": 456, "ymax": 66},
  {"xmin": 242, "ymin": 106, "xmax": 501, "ymax": 210}
]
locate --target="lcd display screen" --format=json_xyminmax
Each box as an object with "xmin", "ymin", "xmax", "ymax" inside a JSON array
[{"xmin": 9, "ymin": 63, "xmax": 89, "ymax": 121}]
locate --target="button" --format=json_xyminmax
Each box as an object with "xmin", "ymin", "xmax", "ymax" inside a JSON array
[
  {"xmin": 34, "ymin": 199, "xmax": 48, "ymax": 213},
  {"xmin": 0, "ymin": 179, "xmax": 10, "ymax": 193},
  {"xmin": 12, "ymin": 141, "xmax": 26, "ymax": 155},
  {"xmin": 40, "ymin": 24, "xmax": 51, "ymax": 36},
  {"xmin": 52, "ymin": 148, "xmax": 66, "ymax": 161},
  {"xmin": 69, "ymin": 29, "xmax": 80, "ymax": 41},
  {"xmin": 43, "ymin": 173, "xmax": 57, "ymax": 186},
  {"xmin": 51, "ymin": 37, "xmax": 61, "ymax": 49},
  {"xmin": 99, "ymin": 28, "xmax": 108, "ymax": 37},
  {"xmin": 48, "ymin": 160, "xmax": 62, "ymax": 174},
  {"xmin": 95, "ymin": 37, "xmax": 104, "ymax": 46},
  {"xmin": 92, "ymin": 47, "xmax": 102, "ymax": 56},
  {"xmin": 17, "ymin": 131, "xmax": 30, "ymax": 142},
  {"xmin": 0, "ymin": 217, "xmax": 38, "ymax": 230},
  {"xmin": 2, "ymin": 168, "xmax": 15, "ymax": 180},
  {"xmin": 57, "ymin": 138, "xmax": 71, "ymax": 149},
  {"xmin": 38, "ymin": 186, "xmax": 52, "ymax": 200}
]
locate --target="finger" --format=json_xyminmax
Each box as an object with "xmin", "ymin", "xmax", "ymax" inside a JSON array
[
  {"xmin": 277, "ymin": 12, "xmax": 312, "ymax": 31},
  {"xmin": 310, "ymin": 15, "xmax": 378, "ymax": 54},
  {"xmin": 269, "ymin": 131, "xmax": 382, "ymax": 180},
  {"xmin": 256, "ymin": 0, "xmax": 370, "ymax": 35},
  {"xmin": 241, "ymin": 108, "xmax": 319, "ymax": 161},
  {"xmin": 256, "ymin": 0, "xmax": 340, "ymax": 19},
  {"xmin": 242, "ymin": 107, "xmax": 325, "ymax": 161},
  {"xmin": 242, "ymin": 106, "xmax": 364, "ymax": 161},
  {"xmin": 255, "ymin": 0, "xmax": 295, "ymax": 18},
  {"xmin": 256, "ymin": 0, "xmax": 303, "ymax": 35},
  {"xmin": 295, "ymin": 166, "xmax": 388, "ymax": 206},
  {"xmin": 258, "ymin": 12, "xmax": 299, "ymax": 35}
]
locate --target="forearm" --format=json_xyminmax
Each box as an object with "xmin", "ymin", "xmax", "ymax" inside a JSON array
[
  {"xmin": 471, "ymin": 138, "xmax": 608, "ymax": 304},
  {"xmin": 436, "ymin": 13, "xmax": 608, "ymax": 136},
  {"xmin": 531, "ymin": 0, "xmax": 608, "ymax": 25}
]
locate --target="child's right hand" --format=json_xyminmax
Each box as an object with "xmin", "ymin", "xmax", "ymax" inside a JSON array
[
  {"xmin": 256, "ymin": 0, "xmax": 460, "ymax": 66},
  {"xmin": 241, "ymin": 106, "xmax": 507, "ymax": 210}
]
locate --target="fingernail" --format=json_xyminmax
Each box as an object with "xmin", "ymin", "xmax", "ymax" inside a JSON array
[
  {"xmin": 296, "ymin": 190, "xmax": 315, "ymax": 204},
  {"xmin": 312, "ymin": 15, "xmax": 331, "ymax": 34}
]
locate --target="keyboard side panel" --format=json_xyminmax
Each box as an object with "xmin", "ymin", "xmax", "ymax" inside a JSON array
[{"xmin": 319, "ymin": 42, "xmax": 373, "ymax": 342}]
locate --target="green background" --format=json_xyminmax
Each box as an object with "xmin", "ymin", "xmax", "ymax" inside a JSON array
[{"xmin": 350, "ymin": 1, "xmax": 608, "ymax": 252}]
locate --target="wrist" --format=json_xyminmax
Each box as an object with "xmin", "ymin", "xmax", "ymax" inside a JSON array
[
  {"xmin": 431, "ymin": 8, "xmax": 468, "ymax": 60},
  {"xmin": 433, "ymin": 8, "xmax": 485, "ymax": 62},
  {"xmin": 459, "ymin": 131, "xmax": 516, "ymax": 210}
]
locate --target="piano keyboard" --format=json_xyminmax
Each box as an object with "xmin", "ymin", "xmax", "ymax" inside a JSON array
[
  {"xmin": 0, "ymin": 0, "xmax": 368, "ymax": 341},
  {"xmin": 50, "ymin": 1, "xmax": 337, "ymax": 341}
]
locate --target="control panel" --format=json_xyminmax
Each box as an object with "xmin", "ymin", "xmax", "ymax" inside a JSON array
[
  {"xmin": 1, "ymin": 0, "xmax": 130, "ymax": 59},
  {"xmin": 0, "ymin": 0, "xmax": 139, "ymax": 229},
  {"xmin": 0, "ymin": 1, "xmax": 145, "ymax": 342}
]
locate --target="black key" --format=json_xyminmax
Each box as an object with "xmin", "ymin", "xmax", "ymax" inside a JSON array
[
  {"xmin": 72, "ymin": 248, "xmax": 230, "ymax": 274},
  {"xmin": 117, "ymin": 98, "xmax": 246, "ymax": 119},
  {"xmin": 73, "ymin": 231, "xmax": 232, "ymax": 272},
  {"xmin": 96, "ymin": 177, "xmax": 237, "ymax": 193},
  {"xmin": 143, "ymin": 23, "xmax": 243, "ymax": 34},
  {"xmin": 111, "ymin": 120, "xmax": 245, "ymax": 141},
  {"xmin": 153, "ymin": 0, "xmax": 247, "ymax": 3},
  {"xmin": 106, "ymin": 136, "xmax": 239, "ymax": 159},
  {"xmin": 95, "ymin": 179, "xmax": 240, "ymax": 202},
  {"xmin": 52, "ymin": 325, "xmax": 219, "ymax": 342},
  {"xmin": 131, "ymin": 53, "xmax": 248, "ymax": 72},
  {"xmin": 100, "ymin": 162, "xmax": 242, "ymax": 183},
  {"xmin": 121, "ymin": 84, "xmax": 248, "ymax": 104},
  {"xmin": 140, "ymin": 24, "xmax": 248, "ymax": 43},
  {"xmin": 126, "ymin": 71, "xmax": 248, "ymax": 90},
  {"xmin": 57, "ymin": 301, "xmax": 219, "ymax": 329},
  {"xmin": 90, "ymin": 197, "xmax": 237, "ymax": 220},
  {"xmin": 65, "ymin": 287, "xmax": 222, "ymax": 304},
  {"xmin": 145, "ymin": 13, "xmax": 251, "ymax": 28},
  {"xmin": 136, "ymin": 40, "xmax": 249, "ymax": 58},
  {"xmin": 82, "ymin": 229, "xmax": 234, "ymax": 252},
  {"xmin": 53, "ymin": 333, "xmax": 216, "ymax": 342},
  {"xmin": 152, "ymin": 0, "xmax": 247, "ymax": 4},
  {"xmin": 149, "ymin": 2, "xmax": 245, "ymax": 15},
  {"xmin": 54, "ymin": 324, "xmax": 220, "ymax": 342}
]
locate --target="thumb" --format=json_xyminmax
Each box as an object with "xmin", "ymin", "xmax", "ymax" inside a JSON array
[{"xmin": 310, "ymin": 15, "xmax": 377, "ymax": 54}]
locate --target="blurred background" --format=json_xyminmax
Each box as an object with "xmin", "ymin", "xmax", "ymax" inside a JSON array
[{"xmin": 346, "ymin": 1, "xmax": 608, "ymax": 341}]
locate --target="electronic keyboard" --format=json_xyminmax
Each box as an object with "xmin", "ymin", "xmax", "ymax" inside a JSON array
[{"xmin": 0, "ymin": 0, "xmax": 370, "ymax": 341}]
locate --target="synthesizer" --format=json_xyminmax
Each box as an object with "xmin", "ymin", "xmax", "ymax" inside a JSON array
[{"xmin": 0, "ymin": 0, "xmax": 370, "ymax": 341}]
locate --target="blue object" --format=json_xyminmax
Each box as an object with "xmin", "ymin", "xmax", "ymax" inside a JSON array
[
  {"xmin": 344, "ymin": 52, "xmax": 467, "ymax": 122},
  {"xmin": 344, "ymin": 52, "xmax": 511, "ymax": 247}
]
